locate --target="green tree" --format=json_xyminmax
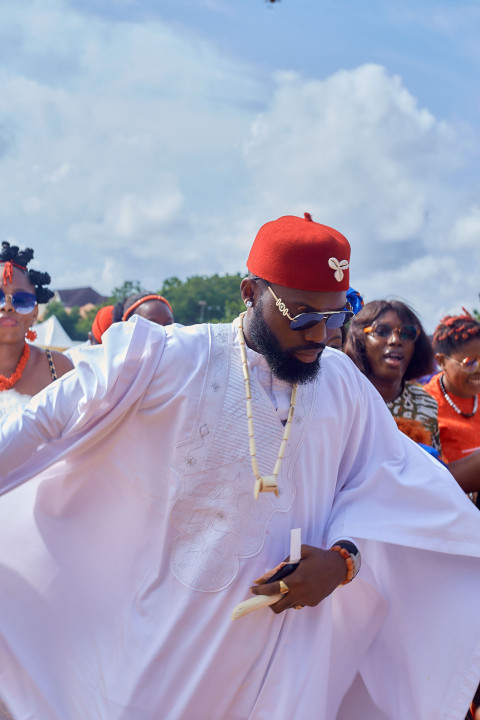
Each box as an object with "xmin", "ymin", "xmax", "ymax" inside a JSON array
[
  {"xmin": 108, "ymin": 280, "xmax": 145, "ymax": 304},
  {"xmin": 158, "ymin": 273, "xmax": 245, "ymax": 325},
  {"xmin": 75, "ymin": 306, "xmax": 101, "ymax": 339},
  {"xmin": 473, "ymin": 294, "xmax": 480, "ymax": 322},
  {"xmin": 42, "ymin": 301, "xmax": 85, "ymax": 341}
]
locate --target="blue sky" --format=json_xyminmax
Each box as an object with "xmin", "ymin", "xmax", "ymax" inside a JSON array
[{"xmin": 1, "ymin": 0, "xmax": 479, "ymax": 329}]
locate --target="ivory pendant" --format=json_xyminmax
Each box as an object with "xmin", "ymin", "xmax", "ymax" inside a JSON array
[{"xmin": 254, "ymin": 475, "xmax": 279, "ymax": 500}]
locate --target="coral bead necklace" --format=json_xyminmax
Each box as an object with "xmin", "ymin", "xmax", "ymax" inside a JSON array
[{"xmin": 0, "ymin": 343, "xmax": 30, "ymax": 391}]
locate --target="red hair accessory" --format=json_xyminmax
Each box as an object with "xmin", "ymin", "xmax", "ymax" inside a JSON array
[
  {"xmin": 123, "ymin": 295, "xmax": 173, "ymax": 321},
  {"xmin": 92, "ymin": 305, "xmax": 114, "ymax": 344},
  {"xmin": 247, "ymin": 213, "xmax": 350, "ymax": 291},
  {"xmin": 1, "ymin": 260, "xmax": 27, "ymax": 285}
]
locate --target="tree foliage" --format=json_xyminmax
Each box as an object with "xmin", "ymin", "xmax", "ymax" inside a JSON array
[
  {"xmin": 108, "ymin": 280, "xmax": 145, "ymax": 304},
  {"xmin": 38, "ymin": 272, "xmax": 246, "ymax": 340},
  {"xmin": 473, "ymin": 295, "xmax": 480, "ymax": 322},
  {"xmin": 159, "ymin": 273, "xmax": 245, "ymax": 325},
  {"xmin": 42, "ymin": 301, "xmax": 84, "ymax": 340}
]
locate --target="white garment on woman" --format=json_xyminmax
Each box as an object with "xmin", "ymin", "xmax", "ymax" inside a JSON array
[
  {"xmin": 1, "ymin": 317, "xmax": 480, "ymax": 720},
  {"xmin": 0, "ymin": 389, "xmax": 31, "ymax": 418}
]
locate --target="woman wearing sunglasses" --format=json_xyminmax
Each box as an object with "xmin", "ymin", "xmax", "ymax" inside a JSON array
[
  {"xmin": 344, "ymin": 299, "xmax": 441, "ymax": 446},
  {"xmin": 423, "ymin": 311, "xmax": 480, "ymax": 465},
  {"xmin": 344, "ymin": 300, "xmax": 480, "ymax": 494},
  {"xmin": 0, "ymin": 242, "xmax": 73, "ymax": 418}
]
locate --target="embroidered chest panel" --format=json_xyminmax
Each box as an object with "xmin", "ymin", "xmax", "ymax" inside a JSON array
[{"xmin": 169, "ymin": 323, "xmax": 311, "ymax": 592}]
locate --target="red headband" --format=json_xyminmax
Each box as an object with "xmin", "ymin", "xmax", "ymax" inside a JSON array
[
  {"xmin": 1, "ymin": 261, "xmax": 27, "ymax": 285},
  {"xmin": 123, "ymin": 295, "xmax": 173, "ymax": 321}
]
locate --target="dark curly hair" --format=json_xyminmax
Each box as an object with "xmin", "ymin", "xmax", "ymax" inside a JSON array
[
  {"xmin": 344, "ymin": 299, "xmax": 435, "ymax": 381},
  {"xmin": 432, "ymin": 310, "xmax": 480, "ymax": 355},
  {"xmin": 112, "ymin": 293, "xmax": 157, "ymax": 323},
  {"xmin": 0, "ymin": 241, "xmax": 54, "ymax": 304},
  {"xmin": 121, "ymin": 292, "xmax": 173, "ymax": 321}
]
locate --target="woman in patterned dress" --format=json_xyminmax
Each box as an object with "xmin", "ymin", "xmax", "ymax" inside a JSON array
[{"xmin": 344, "ymin": 300, "xmax": 480, "ymax": 493}]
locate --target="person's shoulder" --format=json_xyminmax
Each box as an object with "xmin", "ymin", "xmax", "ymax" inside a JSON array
[
  {"xmin": 164, "ymin": 321, "xmax": 219, "ymax": 347},
  {"xmin": 406, "ymin": 380, "xmax": 436, "ymax": 398},
  {"xmin": 405, "ymin": 381, "xmax": 439, "ymax": 408},
  {"xmin": 48, "ymin": 349, "xmax": 74, "ymax": 377},
  {"xmin": 423, "ymin": 373, "xmax": 441, "ymax": 397},
  {"xmin": 322, "ymin": 346, "xmax": 363, "ymax": 378},
  {"xmin": 162, "ymin": 321, "xmax": 228, "ymax": 364},
  {"xmin": 320, "ymin": 347, "xmax": 375, "ymax": 400}
]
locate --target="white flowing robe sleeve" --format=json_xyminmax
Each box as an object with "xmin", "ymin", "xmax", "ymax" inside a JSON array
[
  {"xmin": 0, "ymin": 317, "xmax": 167, "ymax": 493},
  {"xmin": 322, "ymin": 355, "xmax": 480, "ymax": 720}
]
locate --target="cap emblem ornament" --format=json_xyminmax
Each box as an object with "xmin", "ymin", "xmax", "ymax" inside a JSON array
[{"xmin": 328, "ymin": 257, "xmax": 349, "ymax": 282}]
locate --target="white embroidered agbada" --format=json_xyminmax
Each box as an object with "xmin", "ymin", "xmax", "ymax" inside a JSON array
[{"xmin": 1, "ymin": 316, "xmax": 480, "ymax": 720}]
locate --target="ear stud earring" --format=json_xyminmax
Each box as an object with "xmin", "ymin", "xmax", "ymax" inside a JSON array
[{"xmin": 245, "ymin": 300, "xmax": 253, "ymax": 307}]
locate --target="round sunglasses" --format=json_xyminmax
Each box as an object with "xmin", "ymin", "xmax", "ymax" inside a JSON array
[
  {"xmin": 266, "ymin": 285, "xmax": 353, "ymax": 331},
  {"xmin": 445, "ymin": 355, "xmax": 480, "ymax": 374},
  {"xmin": 363, "ymin": 323, "xmax": 420, "ymax": 343},
  {"xmin": 0, "ymin": 289, "xmax": 37, "ymax": 315}
]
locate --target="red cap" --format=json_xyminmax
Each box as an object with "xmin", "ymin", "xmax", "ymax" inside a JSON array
[
  {"xmin": 92, "ymin": 305, "xmax": 114, "ymax": 343},
  {"xmin": 247, "ymin": 212, "xmax": 350, "ymax": 291}
]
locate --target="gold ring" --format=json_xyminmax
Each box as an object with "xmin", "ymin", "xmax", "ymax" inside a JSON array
[
  {"xmin": 294, "ymin": 605, "xmax": 304, "ymax": 610},
  {"xmin": 279, "ymin": 580, "xmax": 289, "ymax": 594}
]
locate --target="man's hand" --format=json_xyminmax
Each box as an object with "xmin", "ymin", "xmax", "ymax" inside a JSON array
[{"xmin": 250, "ymin": 544, "xmax": 347, "ymax": 614}]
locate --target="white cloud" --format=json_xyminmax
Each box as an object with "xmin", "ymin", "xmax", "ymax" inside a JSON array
[
  {"xmin": 0, "ymin": 0, "xmax": 262, "ymax": 292},
  {"xmin": 0, "ymin": 0, "xmax": 479, "ymax": 331},
  {"xmin": 241, "ymin": 63, "xmax": 480, "ymax": 329}
]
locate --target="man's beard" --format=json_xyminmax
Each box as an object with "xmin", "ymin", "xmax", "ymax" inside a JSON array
[{"xmin": 248, "ymin": 301, "xmax": 323, "ymax": 384}]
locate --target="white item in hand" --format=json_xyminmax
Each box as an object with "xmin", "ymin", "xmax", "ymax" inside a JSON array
[{"xmin": 231, "ymin": 593, "xmax": 283, "ymax": 620}]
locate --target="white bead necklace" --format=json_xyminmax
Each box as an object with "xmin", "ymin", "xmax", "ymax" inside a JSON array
[
  {"xmin": 439, "ymin": 374, "xmax": 478, "ymax": 418},
  {"xmin": 237, "ymin": 312, "xmax": 298, "ymax": 500}
]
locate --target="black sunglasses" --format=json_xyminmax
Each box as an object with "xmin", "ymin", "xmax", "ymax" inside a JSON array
[
  {"xmin": 363, "ymin": 323, "xmax": 420, "ymax": 343},
  {"xmin": 266, "ymin": 285, "xmax": 353, "ymax": 331},
  {"xmin": 0, "ymin": 289, "xmax": 37, "ymax": 315}
]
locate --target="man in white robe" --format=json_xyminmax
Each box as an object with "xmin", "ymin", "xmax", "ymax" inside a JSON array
[{"xmin": 1, "ymin": 214, "xmax": 480, "ymax": 720}]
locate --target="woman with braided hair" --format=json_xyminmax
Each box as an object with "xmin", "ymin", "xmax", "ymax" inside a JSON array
[
  {"xmin": 0, "ymin": 241, "xmax": 73, "ymax": 418},
  {"xmin": 424, "ymin": 310, "xmax": 480, "ymax": 465}
]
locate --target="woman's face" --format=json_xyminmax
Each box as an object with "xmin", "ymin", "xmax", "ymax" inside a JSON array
[
  {"xmin": 364, "ymin": 310, "xmax": 416, "ymax": 384},
  {"xmin": 0, "ymin": 265, "xmax": 38, "ymax": 343},
  {"xmin": 437, "ymin": 336, "xmax": 480, "ymax": 399}
]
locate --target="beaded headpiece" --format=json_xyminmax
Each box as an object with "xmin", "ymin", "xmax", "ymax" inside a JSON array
[{"xmin": 0, "ymin": 241, "xmax": 54, "ymax": 304}]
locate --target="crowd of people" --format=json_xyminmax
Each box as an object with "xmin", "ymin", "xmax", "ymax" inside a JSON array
[{"xmin": 1, "ymin": 216, "xmax": 480, "ymax": 720}]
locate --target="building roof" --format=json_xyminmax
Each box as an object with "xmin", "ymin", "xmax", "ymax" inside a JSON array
[{"xmin": 55, "ymin": 287, "xmax": 108, "ymax": 308}]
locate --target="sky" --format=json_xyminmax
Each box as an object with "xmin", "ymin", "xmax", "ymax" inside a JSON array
[{"xmin": 0, "ymin": 0, "xmax": 479, "ymax": 330}]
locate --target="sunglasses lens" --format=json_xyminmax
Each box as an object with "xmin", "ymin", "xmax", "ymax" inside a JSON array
[
  {"xmin": 463, "ymin": 357, "xmax": 480, "ymax": 373},
  {"xmin": 373, "ymin": 324, "xmax": 392, "ymax": 338},
  {"xmin": 399, "ymin": 325, "xmax": 418, "ymax": 342},
  {"xmin": 325, "ymin": 313, "xmax": 346, "ymax": 330},
  {"xmin": 290, "ymin": 313, "xmax": 321, "ymax": 331},
  {"xmin": 12, "ymin": 292, "xmax": 37, "ymax": 314},
  {"xmin": 371, "ymin": 324, "xmax": 418, "ymax": 341},
  {"xmin": 291, "ymin": 310, "xmax": 352, "ymax": 331}
]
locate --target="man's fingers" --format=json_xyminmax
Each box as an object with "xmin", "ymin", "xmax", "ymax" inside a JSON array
[{"xmin": 251, "ymin": 581, "xmax": 287, "ymax": 597}]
